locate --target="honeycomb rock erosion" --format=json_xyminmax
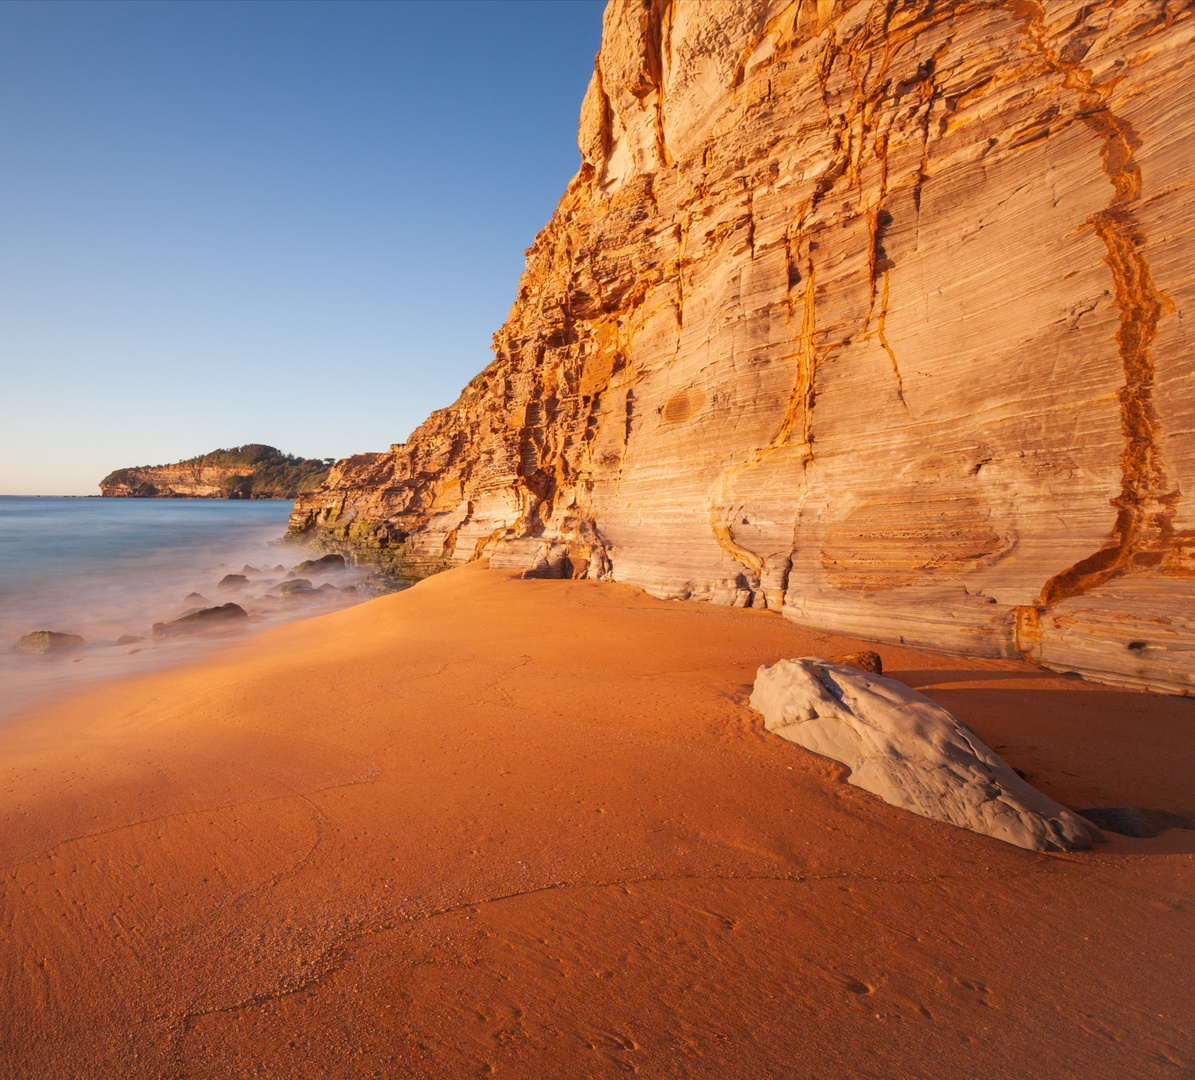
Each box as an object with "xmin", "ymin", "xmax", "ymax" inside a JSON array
[
  {"xmin": 290, "ymin": 1, "xmax": 1195, "ymax": 693},
  {"xmin": 749, "ymin": 658, "xmax": 1105, "ymax": 852}
]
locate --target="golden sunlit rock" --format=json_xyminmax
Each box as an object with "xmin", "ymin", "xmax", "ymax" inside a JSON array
[{"xmin": 291, "ymin": 1, "xmax": 1195, "ymax": 694}]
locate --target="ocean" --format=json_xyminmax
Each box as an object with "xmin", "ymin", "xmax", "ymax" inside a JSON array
[{"xmin": 0, "ymin": 496, "xmax": 369, "ymax": 720}]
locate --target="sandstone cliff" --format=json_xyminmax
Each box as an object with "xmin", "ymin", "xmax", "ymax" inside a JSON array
[
  {"xmin": 290, "ymin": 0, "xmax": 1195, "ymax": 694},
  {"xmin": 102, "ymin": 445, "xmax": 330, "ymax": 499}
]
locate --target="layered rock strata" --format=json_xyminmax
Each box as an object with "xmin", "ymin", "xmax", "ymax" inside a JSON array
[
  {"xmin": 290, "ymin": 0, "xmax": 1195, "ymax": 693},
  {"xmin": 750, "ymin": 657, "xmax": 1105, "ymax": 852}
]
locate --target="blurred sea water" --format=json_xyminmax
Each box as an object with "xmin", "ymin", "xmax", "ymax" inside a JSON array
[{"xmin": 0, "ymin": 497, "xmax": 366, "ymax": 721}]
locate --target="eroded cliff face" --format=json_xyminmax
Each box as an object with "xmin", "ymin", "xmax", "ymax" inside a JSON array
[
  {"xmin": 290, "ymin": 0, "xmax": 1195, "ymax": 693},
  {"xmin": 102, "ymin": 463, "xmax": 259, "ymax": 498}
]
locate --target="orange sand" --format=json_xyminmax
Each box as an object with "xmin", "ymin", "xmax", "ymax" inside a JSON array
[{"xmin": 1, "ymin": 564, "xmax": 1192, "ymax": 1078}]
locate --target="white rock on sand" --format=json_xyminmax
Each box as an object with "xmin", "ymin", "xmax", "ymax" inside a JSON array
[{"xmin": 750, "ymin": 658, "xmax": 1105, "ymax": 853}]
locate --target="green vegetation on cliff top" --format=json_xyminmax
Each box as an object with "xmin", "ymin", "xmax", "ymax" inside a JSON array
[{"xmin": 101, "ymin": 444, "xmax": 333, "ymax": 499}]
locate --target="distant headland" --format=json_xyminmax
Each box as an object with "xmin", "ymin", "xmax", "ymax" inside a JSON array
[{"xmin": 100, "ymin": 444, "xmax": 332, "ymax": 499}]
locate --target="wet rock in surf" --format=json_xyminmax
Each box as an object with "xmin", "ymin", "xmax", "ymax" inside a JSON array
[
  {"xmin": 183, "ymin": 592, "xmax": 209, "ymax": 605},
  {"xmin": 153, "ymin": 603, "xmax": 248, "ymax": 638},
  {"xmin": 218, "ymin": 574, "xmax": 249, "ymax": 591},
  {"xmin": 750, "ymin": 658, "xmax": 1104, "ymax": 853},
  {"xmin": 275, "ymin": 579, "xmax": 315, "ymax": 596},
  {"xmin": 295, "ymin": 553, "xmax": 346, "ymax": 573},
  {"xmin": 115, "ymin": 634, "xmax": 144, "ymax": 646},
  {"xmin": 241, "ymin": 565, "xmax": 261, "ymax": 576},
  {"xmin": 16, "ymin": 631, "xmax": 86, "ymax": 655}
]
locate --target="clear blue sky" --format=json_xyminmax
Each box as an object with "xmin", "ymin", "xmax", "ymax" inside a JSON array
[{"xmin": 0, "ymin": 0, "xmax": 605, "ymax": 494}]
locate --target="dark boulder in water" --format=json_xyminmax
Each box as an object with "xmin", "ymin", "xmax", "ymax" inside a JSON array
[
  {"xmin": 16, "ymin": 631, "xmax": 85, "ymax": 655},
  {"xmin": 218, "ymin": 574, "xmax": 249, "ymax": 591},
  {"xmin": 295, "ymin": 553, "xmax": 346, "ymax": 573},
  {"xmin": 153, "ymin": 603, "xmax": 248, "ymax": 638},
  {"xmin": 115, "ymin": 634, "xmax": 144, "ymax": 646},
  {"xmin": 276, "ymin": 579, "xmax": 315, "ymax": 596},
  {"xmin": 183, "ymin": 592, "xmax": 209, "ymax": 605},
  {"xmin": 241, "ymin": 565, "xmax": 261, "ymax": 576}
]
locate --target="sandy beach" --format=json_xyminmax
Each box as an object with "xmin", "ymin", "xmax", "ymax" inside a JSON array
[{"xmin": 1, "ymin": 563, "xmax": 1192, "ymax": 1078}]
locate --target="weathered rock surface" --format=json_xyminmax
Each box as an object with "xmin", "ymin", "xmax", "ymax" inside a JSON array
[
  {"xmin": 829, "ymin": 649, "xmax": 883, "ymax": 674},
  {"xmin": 15, "ymin": 631, "xmax": 85, "ymax": 656},
  {"xmin": 290, "ymin": 1, "xmax": 1195, "ymax": 693},
  {"xmin": 101, "ymin": 444, "xmax": 329, "ymax": 499},
  {"xmin": 152, "ymin": 603, "xmax": 249, "ymax": 639},
  {"xmin": 750, "ymin": 657, "xmax": 1104, "ymax": 851},
  {"xmin": 296, "ymin": 554, "xmax": 347, "ymax": 573}
]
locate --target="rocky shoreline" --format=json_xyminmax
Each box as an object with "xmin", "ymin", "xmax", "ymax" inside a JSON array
[{"xmin": 10, "ymin": 551, "xmax": 379, "ymax": 670}]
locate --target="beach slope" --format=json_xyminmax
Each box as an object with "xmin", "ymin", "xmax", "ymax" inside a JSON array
[{"xmin": 1, "ymin": 564, "xmax": 1192, "ymax": 1078}]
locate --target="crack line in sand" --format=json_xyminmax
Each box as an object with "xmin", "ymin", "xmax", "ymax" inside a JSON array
[
  {"xmin": 165, "ymin": 867, "xmax": 947, "ymax": 1034},
  {"xmin": 0, "ymin": 768, "xmax": 380, "ymax": 873},
  {"xmin": 389, "ymin": 652, "xmax": 479, "ymax": 685},
  {"xmin": 201, "ymin": 793, "xmax": 331, "ymax": 919},
  {"xmin": 167, "ymin": 843, "xmax": 1089, "ymax": 1037}
]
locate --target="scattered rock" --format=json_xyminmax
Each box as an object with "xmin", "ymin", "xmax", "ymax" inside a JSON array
[
  {"xmin": 749, "ymin": 658, "xmax": 1104, "ymax": 853},
  {"xmin": 317, "ymin": 583, "xmax": 338, "ymax": 593},
  {"xmin": 272, "ymin": 564, "xmax": 286, "ymax": 573},
  {"xmin": 296, "ymin": 553, "xmax": 346, "ymax": 572},
  {"xmin": 152, "ymin": 603, "xmax": 248, "ymax": 638},
  {"xmin": 218, "ymin": 574, "xmax": 249, "ymax": 591},
  {"xmin": 183, "ymin": 592, "xmax": 209, "ymax": 605},
  {"xmin": 1077, "ymin": 807, "xmax": 1195, "ymax": 838},
  {"xmin": 828, "ymin": 650, "xmax": 883, "ymax": 675},
  {"xmin": 241, "ymin": 564, "xmax": 261, "ymax": 576},
  {"xmin": 16, "ymin": 631, "xmax": 85, "ymax": 655},
  {"xmin": 115, "ymin": 635, "xmax": 144, "ymax": 646},
  {"xmin": 339, "ymin": 585, "xmax": 358, "ymax": 596},
  {"xmin": 276, "ymin": 579, "xmax": 314, "ymax": 596}
]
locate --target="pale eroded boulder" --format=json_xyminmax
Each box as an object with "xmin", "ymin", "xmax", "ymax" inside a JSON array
[{"xmin": 749, "ymin": 658, "xmax": 1104, "ymax": 853}]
